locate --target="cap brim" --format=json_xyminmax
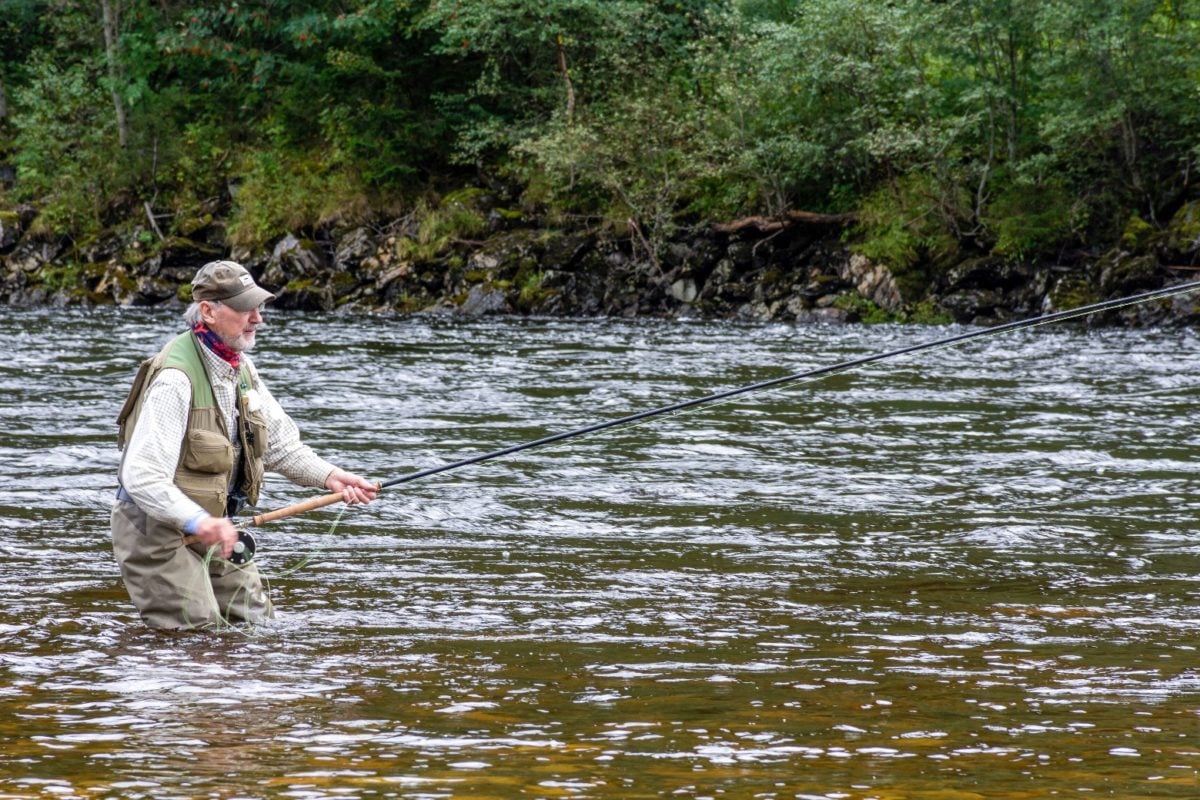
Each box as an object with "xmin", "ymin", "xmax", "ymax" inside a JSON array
[{"xmin": 223, "ymin": 285, "xmax": 276, "ymax": 312}]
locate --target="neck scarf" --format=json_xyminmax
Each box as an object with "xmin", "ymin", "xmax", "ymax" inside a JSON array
[{"xmin": 193, "ymin": 323, "xmax": 241, "ymax": 369}]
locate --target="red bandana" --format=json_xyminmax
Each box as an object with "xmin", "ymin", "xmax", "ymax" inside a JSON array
[{"xmin": 193, "ymin": 323, "xmax": 241, "ymax": 369}]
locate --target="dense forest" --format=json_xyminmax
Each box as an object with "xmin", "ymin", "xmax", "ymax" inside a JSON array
[{"xmin": 2, "ymin": 0, "xmax": 1199, "ymax": 321}]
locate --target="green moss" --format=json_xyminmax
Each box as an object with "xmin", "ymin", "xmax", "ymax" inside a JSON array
[
  {"xmin": 38, "ymin": 263, "xmax": 84, "ymax": 291},
  {"xmin": 901, "ymin": 298, "xmax": 953, "ymax": 325},
  {"xmin": 512, "ymin": 257, "xmax": 541, "ymax": 288},
  {"xmin": 1047, "ymin": 277, "xmax": 1099, "ymax": 311},
  {"xmin": 852, "ymin": 173, "xmax": 961, "ymax": 275},
  {"xmin": 1165, "ymin": 201, "xmax": 1200, "ymax": 254},
  {"xmin": 331, "ymin": 272, "xmax": 357, "ymax": 295},
  {"xmin": 833, "ymin": 293, "xmax": 895, "ymax": 324},
  {"xmin": 441, "ymin": 187, "xmax": 488, "ymax": 208},
  {"xmin": 174, "ymin": 213, "xmax": 214, "ymax": 237},
  {"xmin": 1101, "ymin": 253, "xmax": 1158, "ymax": 293},
  {"xmin": 177, "ymin": 282, "xmax": 194, "ymax": 303},
  {"xmin": 1120, "ymin": 214, "xmax": 1157, "ymax": 251},
  {"xmin": 987, "ymin": 180, "xmax": 1081, "ymax": 258},
  {"xmin": 514, "ymin": 270, "xmax": 556, "ymax": 311}
]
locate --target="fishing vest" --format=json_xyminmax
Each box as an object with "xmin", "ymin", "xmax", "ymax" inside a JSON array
[{"xmin": 116, "ymin": 332, "xmax": 268, "ymax": 518}]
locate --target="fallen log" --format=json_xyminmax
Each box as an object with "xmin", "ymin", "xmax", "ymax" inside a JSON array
[{"xmin": 713, "ymin": 210, "xmax": 857, "ymax": 234}]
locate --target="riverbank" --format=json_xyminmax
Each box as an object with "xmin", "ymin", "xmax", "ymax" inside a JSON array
[{"xmin": 3, "ymin": 196, "xmax": 1199, "ymax": 326}]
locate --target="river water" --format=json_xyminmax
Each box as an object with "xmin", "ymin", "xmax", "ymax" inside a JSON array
[{"xmin": 1, "ymin": 307, "xmax": 1198, "ymax": 799}]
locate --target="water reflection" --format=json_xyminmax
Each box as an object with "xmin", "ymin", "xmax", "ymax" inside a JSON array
[{"xmin": 1, "ymin": 308, "xmax": 1198, "ymax": 797}]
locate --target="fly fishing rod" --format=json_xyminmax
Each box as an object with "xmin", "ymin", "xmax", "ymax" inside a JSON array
[{"xmin": 246, "ymin": 278, "xmax": 1200, "ymax": 535}]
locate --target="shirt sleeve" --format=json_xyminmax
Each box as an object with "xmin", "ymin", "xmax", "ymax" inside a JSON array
[
  {"xmin": 119, "ymin": 369, "xmax": 210, "ymax": 529},
  {"xmin": 248, "ymin": 361, "xmax": 339, "ymax": 489}
]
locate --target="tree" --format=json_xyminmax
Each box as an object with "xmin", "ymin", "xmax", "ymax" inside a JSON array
[{"xmin": 100, "ymin": 0, "xmax": 129, "ymax": 147}]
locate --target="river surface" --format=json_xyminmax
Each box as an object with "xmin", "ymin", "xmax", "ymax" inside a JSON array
[{"xmin": 1, "ymin": 307, "xmax": 1198, "ymax": 799}]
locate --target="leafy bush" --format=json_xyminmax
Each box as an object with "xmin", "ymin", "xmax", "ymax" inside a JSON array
[
  {"xmin": 984, "ymin": 177, "xmax": 1083, "ymax": 258},
  {"xmin": 226, "ymin": 149, "xmax": 370, "ymax": 248},
  {"xmin": 852, "ymin": 173, "xmax": 961, "ymax": 274}
]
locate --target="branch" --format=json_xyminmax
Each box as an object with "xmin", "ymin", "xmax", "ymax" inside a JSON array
[
  {"xmin": 144, "ymin": 201, "xmax": 165, "ymax": 241},
  {"xmin": 712, "ymin": 210, "xmax": 857, "ymax": 235}
]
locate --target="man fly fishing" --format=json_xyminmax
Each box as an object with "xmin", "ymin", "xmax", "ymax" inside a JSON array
[{"xmin": 112, "ymin": 260, "xmax": 377, "ymax": 630}]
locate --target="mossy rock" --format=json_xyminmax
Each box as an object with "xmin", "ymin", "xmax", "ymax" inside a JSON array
[
  {"xmin": 1098, "ymin": 251, "xmax": 1160, "ymax": 295},
  {"xmin": 1164, "ymin": 201, "xmax": 1200, "ymax": 255},
  {"xmin": 37, "ymin": 263, "xmax": 85, "ymax": 292},
  {"xmin": 441, "ymin": 187, "xmax": 489, "ymax": 210},
  {"xmin": 0, "ymin": 209, "xmax": 21, "ymax": 247},
  {"xmin": 902, "ymin": 298, "xmax": 953, "ymax": 325},
  {"xmin": 276, "ymin": 278, "xmax": 334, "ymax": 311},
  {"xmin": 175, "ymin": 213, "xmax": 215, "ymax": 237},
  {"xmin": 1120, "ymin": 214, "xmax": 1158, "ymax": 252},
  {"xmin": 1047, "ymin": 277, "xmax": 1100, "ymax": 311},
  {"xmin": 516, "ymin": 285, "xmax": 558, "ymax": 313},
  {"xmin": 331, "ymin": 271, "xmax": 358, "ymax": 297}
]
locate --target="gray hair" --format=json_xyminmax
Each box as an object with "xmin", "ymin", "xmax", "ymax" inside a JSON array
[{"xmin": 183, "ymin": 300, "xmax": 221, "ymax": 326}]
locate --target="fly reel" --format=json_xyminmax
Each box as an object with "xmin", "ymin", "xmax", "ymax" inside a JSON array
[
  {"xmin": 229, "ymin": 529, "xmax": 257, "ymax": 565},
  {"xmin": 181, "ymin": 528, "xmax": 257, "ymax": 564}
]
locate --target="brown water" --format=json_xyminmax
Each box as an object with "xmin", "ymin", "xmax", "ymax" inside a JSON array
[{"xmin": 1, "ymin": 308, "xmax": 1198, "ymax": 799}]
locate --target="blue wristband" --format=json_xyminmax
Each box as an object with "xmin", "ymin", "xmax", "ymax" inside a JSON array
[{"xmin": 183, "ymin": 511, "xmax": 208, "ymax": 535}]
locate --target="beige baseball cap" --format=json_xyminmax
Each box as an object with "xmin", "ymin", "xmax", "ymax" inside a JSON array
[{"xmin": 191, "ymin": 260, "xmax": 275, "ymax": 311}]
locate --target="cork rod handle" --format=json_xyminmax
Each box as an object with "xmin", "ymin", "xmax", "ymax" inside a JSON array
[
  {"xmin": 251, "ymin": 482, "xmax": 382, "ymax": 526},
  {"xmin": 251, "ymin": 492, "xmax": 345, "ymax": 526}
]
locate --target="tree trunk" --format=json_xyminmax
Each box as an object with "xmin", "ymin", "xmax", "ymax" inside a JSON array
[
  {"xmin": 555, "ymin": 34, "xmax": 575, "ymax": 123},
  {"xmin": 100, "ymin": 0, "xmax": 128, "ymax": 148}
]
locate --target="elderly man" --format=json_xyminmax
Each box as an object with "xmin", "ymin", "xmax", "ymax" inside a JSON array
[{"xmin": 113, "ymin": 260, "xmax": 377, "ymax": 630}]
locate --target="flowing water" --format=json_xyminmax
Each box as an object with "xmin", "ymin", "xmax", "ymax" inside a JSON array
[{"xmin": 1, "ymin": 307, "xmax": 1198, "ymax": 799}]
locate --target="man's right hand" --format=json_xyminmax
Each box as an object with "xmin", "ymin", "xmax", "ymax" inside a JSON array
[{"xmin": 193, "ymin": 515, "xmax": 239, "ymax": 559}]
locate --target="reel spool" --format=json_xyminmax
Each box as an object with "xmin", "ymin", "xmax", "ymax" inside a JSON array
[{"xmin": 229, "ymin": 529, "xmax": 257, "ymax": 565}]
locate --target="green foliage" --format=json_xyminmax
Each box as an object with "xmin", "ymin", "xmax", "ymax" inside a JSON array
[
  {"xmin": 393, "ymin": 191, "xmax": 489, "ymax": 263},
  {"xmin": 37, "ymin": 261, "xmax": 83, "ymax": 292},
  {"xmin": 1, "ymin": 0, "xmax": 1198, "ymax": 272},
  {"xmin": 10, "ymin": 53, "xmax": 120, "ymax": 236},
  {"xmin": 422, "ymin": 0, "xmax": 732, "ymax": 163},
  {"xmin": 833, "ymin": 293, "xmax": 894, "ymax": 324},
  {"xmin": 901, "ymin": 298, "xmax": 954, "ymax": 326},
  {"xmin": 517, "ymin": 79, "xmax": 724, "ymax": 256},
  {"xmin": 853, "ymin": 174, "xmax": 961, "ymax": 273},
  {"xmin": 985, "ymin": 178, "xmax": 1084, "ymax": 258},
  {"xmin": 226, "ymin": 150, "xmax": 370, "ymax": 248}
]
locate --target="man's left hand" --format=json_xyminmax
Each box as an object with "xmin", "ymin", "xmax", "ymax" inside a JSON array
[{"xmin": 326, "ymin": 469, "xmax": 379, "ymax": 505}]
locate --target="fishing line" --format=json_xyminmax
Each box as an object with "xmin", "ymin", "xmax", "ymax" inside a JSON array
[
  {"xmin": 249, "ymin": 278, "xmax": 1200, "ymax": 531},
  {"xmin": 269, "ymin": 504, "xmax": 350, "ymax": 577}
]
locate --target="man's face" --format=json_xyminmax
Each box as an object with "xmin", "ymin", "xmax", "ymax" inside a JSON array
[{"xmin": 201, "ymin": 300, "xmax": 263, "ymax": 352}]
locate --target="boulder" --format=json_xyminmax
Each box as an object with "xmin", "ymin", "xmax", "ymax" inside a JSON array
[
  {"xmin": 838, "ymin": 253, "xmax": 902, "ymax": 311},
  {"xmin": 457, "ymin": 285, "xmax": 511, "ymax": 316}
]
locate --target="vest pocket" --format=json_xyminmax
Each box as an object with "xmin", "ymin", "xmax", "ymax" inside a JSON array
[
  {"xmin": 243, "ymin": 407, "xmax": 268, "ymax": 458},
  {"xmin": 181, "ymin": 429, "xmax": 234, "ymax": 474}
]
